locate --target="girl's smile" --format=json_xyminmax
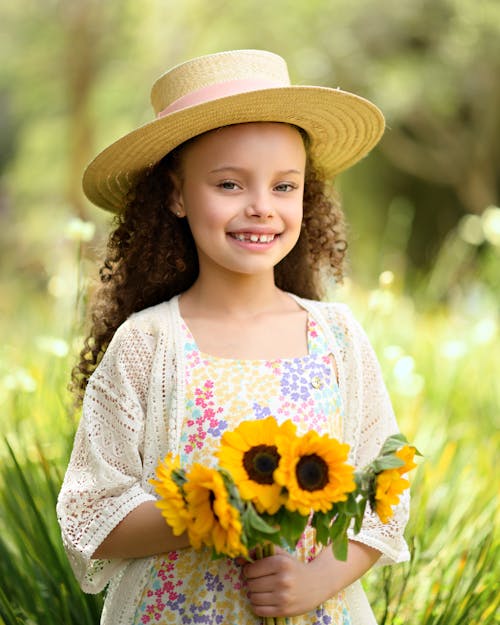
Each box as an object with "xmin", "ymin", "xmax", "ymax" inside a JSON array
[{"xmin": 174, "ymin": 122, "xmax": 306, "ymax": 281}]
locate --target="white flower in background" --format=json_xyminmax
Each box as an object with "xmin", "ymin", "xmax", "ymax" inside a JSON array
[
  {"xmin": 458, "ymin": 214, "xmax": 484, "ymax": 245},
  {"xmin": 458, "ymin": 205, "xmax": 500, "ymax": 247},
  {"xmin": 367, "ymin": 270, "xmax": 398, "ymax": 312},
  {"xmin": 65, "ymin": 218, "xmax": 96, "ymax": 242},
  {"xmin": 47, "ymin": 272, "xmax": 78, "ymax": 299},
  {"xmin": 379, "ymin": 270, "xmax": 395, "ymax": 288},
  {"xmin": 36, "ymin": 336, "xmax": 69, "ymax": 358},
  {"xmin": 392, "ymin": 354, "xmax": 425, "ymax": 397},
  {"xmin": 383, "ymin": 344, "xmax": 404, "ymax": 361},
  {"xmin": 482, "ymin": 205, "xmax": 500, "ymax": 246},
  {"xmin": 2, "ymin": 369, "xmax": 37, "ymax": 393},
  {"xmin": 393, "ymin": 355, "xmax": 415, "ymax": 379},
  {"xmin": 471, "ymin": 318, "xmax": 497, "ymax": 345},
  {"xmin": 368, "ymin": 289, "xmax": 395, "ymax": 313},
  {"xmin": 47, "ymin": 275, "xmax": 66, "ymax": 298},
  {"xmin": 439, "ymin": 340, "xmax": 468, "ymax": 360}
]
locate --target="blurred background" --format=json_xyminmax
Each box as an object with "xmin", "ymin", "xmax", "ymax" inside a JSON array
[{"xmin": 0, "ymin": 1, "xmax": 499, "ymax": 623}]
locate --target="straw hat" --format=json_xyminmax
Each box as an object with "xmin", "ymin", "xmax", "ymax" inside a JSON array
[{"xmin": 82, "ymin": 49, "xmax": 385, "ymax": 213}]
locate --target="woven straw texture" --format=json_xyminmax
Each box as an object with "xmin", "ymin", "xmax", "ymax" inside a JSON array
[{"xmin": 82, "ymin": 50, "xmax": 385, "ymax": 212}]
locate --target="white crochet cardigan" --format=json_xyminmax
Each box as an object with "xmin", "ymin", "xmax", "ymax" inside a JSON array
[{"xmin": 57, "ymin": 295, "xmax": 410, "ymax": 625}]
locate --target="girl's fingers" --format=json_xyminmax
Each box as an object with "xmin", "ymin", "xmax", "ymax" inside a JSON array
[
  {"xmin": 246, "ymin": 573, "xmax": 277, "ymax": 593},
  {"xmin": 244, "ymin": 560, "xmax": 274, "ymax": 579},
  {"xmin": 244, "ymin": 550, "xmax": 291, "ymax": 579},
  {"xmin": 247, "ymin": 590, "xmax": 277, "ymax": 606}
]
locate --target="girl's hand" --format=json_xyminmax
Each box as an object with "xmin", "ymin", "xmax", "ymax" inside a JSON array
[
  {"xmin": 242, "ymin": 541, "xmax": 381, "ymax": 618},
  {"xmin": 243, "ymin": 546, "xmax": 329, "ymax": 618}
]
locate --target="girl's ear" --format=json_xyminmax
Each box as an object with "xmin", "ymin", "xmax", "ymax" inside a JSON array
[{"xmin": 168, "ymin": 171, "xmax": 185, "ymax": 218}]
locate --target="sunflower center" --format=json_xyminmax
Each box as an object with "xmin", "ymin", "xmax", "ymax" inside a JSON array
[
  {"xmin": 243, "ymin": 445, "xmax": 280, "ymax": 484},
  {"xmin": 296, "ymin": 454, "xmax": 329, "ymax": 491}
]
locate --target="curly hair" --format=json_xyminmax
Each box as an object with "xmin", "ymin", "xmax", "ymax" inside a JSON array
[{"xmin": 71, "ymin": 133, "xmax": 347, "ymax": 402}]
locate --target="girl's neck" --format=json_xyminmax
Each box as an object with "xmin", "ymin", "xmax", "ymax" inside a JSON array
[
  {"xmin": 178, "ymin": 274, "xmax": 308, "ymax": 360},
  {"xmin": 181, "ymin": 273, "xmax": 296, "ymax": 319}
]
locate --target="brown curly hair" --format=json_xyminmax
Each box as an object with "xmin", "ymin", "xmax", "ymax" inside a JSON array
[{"xmin": 71, "ymin": 130, "xmax": 347, "ymax": 402}]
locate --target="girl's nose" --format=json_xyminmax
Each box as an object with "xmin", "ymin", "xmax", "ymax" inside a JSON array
[{"xmin": 244, "ymin": 193, "xmax": 275, "ymax": 219}]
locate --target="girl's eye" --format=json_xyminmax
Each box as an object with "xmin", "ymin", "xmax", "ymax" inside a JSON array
[
  {"xmin": 218, "ymin": 181, "xmax": 239, "ymax": 190},
  {"xmin": 274, "ymin": 183, "xmax": 296, "ymax": 192}
]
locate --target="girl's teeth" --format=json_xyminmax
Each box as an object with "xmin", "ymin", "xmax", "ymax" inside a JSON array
[{"xmin": 233, "ymin": 233, "xmax": 275, "ymax": 243}]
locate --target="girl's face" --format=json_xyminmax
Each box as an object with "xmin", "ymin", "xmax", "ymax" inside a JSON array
[{"xmin": 175, "ymin": 122, "xmax": 306, "ymax": 282}]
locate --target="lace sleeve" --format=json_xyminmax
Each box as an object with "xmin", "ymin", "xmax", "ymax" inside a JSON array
[
  {"xmin": 56, "ymin": 321, "xmax": 156, "ymax": 593},
  {"xmin": 330, "ymin": 305, "xmax": 410, "ymax": 565}
]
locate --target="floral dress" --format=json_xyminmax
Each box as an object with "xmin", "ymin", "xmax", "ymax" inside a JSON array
[{"xmin": 133, "ymin": 315, "xmax": 352, "ymax": 625}]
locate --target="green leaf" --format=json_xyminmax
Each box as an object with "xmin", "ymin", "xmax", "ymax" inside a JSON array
[
  {"xmin": 354, "ymin": 470, "xmax": 373, "ymax": 492},
  {"xmin": 219, "ymin": 469, "xmax": 244, "ymax": 506},
  {"xmin": 332, "ymin": 533, "xmax": 349, "ymax": 561},
  {"xmin": 345, "ymin": 494, "xmax": 360, "ymax": 516},
  {"xmin": 210, "ymin": 548, "xmax": 226, "ymax": 560},
  {"xmin": 171, "ymin": 468, "xmax": 187, "ymax": 488},
  {"xmin": 243, "ymin": 504, "xmax": 279, "ymax": 535},
  {"xmin": 329, "ymin": 513, "xmax": 350, "ymax": 541},
  {"xmin": 379, "ymin": 433, "xmax": 409, "ymax": 455},
  {"xmin": 353, "ymin": 499, "xmax": 367, "ymax": 534},
  {"xmin": 372, "ymin": 456, "xmax": 405, "ymax": 473},
  {"xmin": 274, "ymin": 508, "xmax": 309, "ymax": 548},
  {"xmin": 312, "ymin": 511, "xmax": 331, "ymax": 545}
]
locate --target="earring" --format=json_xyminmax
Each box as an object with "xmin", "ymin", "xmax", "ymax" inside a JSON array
[{"xmin": 175, "ymin": 210, "xmax": 183, "ymax": 217}]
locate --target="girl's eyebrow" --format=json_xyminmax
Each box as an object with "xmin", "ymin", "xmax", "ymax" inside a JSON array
[{"xmin": 208, "ymin": 166, "xmax": 303, "ymax": 175}]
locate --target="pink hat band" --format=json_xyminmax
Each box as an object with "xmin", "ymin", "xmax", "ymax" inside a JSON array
[{"xmin": 156, "ymin": 77, "xmax": 283, "ymax": 118}]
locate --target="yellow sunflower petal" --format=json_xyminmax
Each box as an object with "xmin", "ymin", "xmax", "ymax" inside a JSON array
[
  {"xmin": 218, "ymin": 416, "xmax": 295, "ymax": 514},
  {"xmin": 184, "ymin": 463, "xmax": 247, "ymax": 557},
  {"xmin": 151, "ymin": 453, "xmax": 189, "ymax": 536},
  {"xmin": 374, "ymin": 468, "xmax": 410, "ymax": 523},
  {"xmin": 246, "ymin": 482, "xmax": 285, "ymax": 515},
  {"xmin": 396, "ymin": 445, "xmax": 418, "ymax": 474},
  {"xmin": 220, "ymin": 429, "xmax": 249, "ymax": 452}
]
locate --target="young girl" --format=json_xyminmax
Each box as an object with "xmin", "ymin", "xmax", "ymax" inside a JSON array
[{"xmin": 57, "ymin": 50, "xmax": 410, "ymax": 625}]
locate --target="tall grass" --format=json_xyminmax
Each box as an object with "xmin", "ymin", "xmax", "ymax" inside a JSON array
[
  {"xmin": 340, "ymin": 259, "xmax": 500, "ymax": 623},
  {"xmin": 0, "ymin": 439, "xmax": 104, "ymax": 625},
  {"xmin": 1, "ymin": 228, "xmax": 499, "ymax": 623}
]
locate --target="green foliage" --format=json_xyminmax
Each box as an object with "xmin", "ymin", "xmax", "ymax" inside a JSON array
[
  {"xmin": 1, "ymin": 0, "xmax": 499, "ymax": 287},
  {"xmin": 0, "ymin": 438, "xmax": 104, "ymax": 624}
]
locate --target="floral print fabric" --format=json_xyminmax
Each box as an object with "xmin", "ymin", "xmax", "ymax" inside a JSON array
[{"xmin": 133, "ymin": 316, "xmax": 352, "ymax": 625}]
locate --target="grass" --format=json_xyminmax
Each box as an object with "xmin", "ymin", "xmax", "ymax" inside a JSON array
[
  {"xmin": 1, "ymin": 232, "xmax": 499, "ymax": 624},
  {"xmin": 340, "ymin": 276, "xmax": 500, "ymax": 624}
]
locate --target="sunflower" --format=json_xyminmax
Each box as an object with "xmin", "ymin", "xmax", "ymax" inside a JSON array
[
  {"xmin": 395, "ymin": 445, "xmax": 418, "ymax": 475},
  {"xmin": 184, "ymin": 463, "xmax": 248, "ymax": 558},
  {"xmin": 217, "ymin": 417, "xmax": 297, "ymax": 514},
  {"xmin": 274, "ymin": 430, "xmax": 356, "ymax": 515},
  {"xmin": 373, "ymin": 468, "xmax": 409, "ymax": 524},
  {"xmin": 151, "ymin": 453, "xmax": 189, "ymax": 536}
]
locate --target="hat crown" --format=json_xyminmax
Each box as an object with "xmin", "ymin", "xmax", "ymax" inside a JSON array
[{"xmin": 151, "ymin": 50, "xmax": 291, "ymax": 116}]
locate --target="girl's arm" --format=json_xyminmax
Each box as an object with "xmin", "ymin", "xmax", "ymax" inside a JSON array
[
  {"xmin": 92, "ymin": 501, "xmax": 190, "ymax": 559},
  {"xmin": 244, "ymin": 540, "xmax": 380, "ymax": 618}
]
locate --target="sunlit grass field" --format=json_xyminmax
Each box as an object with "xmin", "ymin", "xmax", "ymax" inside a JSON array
[{"xmin": 1, "ymin": 230, "xmax": 499, "ymax": 624}]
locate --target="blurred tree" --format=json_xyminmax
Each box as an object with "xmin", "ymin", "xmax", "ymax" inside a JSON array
[
  {"xmin": 169, "ymin": 0, "xmax": 500, "ymax": 274},
  {"xmin": 62, "ymin": 0, "xmax": 103, "ymax": 220},
  {"xmin": 1, "ymin": 0, "xmax": 499, "ymax": 285}
]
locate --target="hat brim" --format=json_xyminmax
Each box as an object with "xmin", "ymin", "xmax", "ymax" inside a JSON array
[{"xmin": 82, "ymin": 86, "xmax": 384, "ymax": 212}]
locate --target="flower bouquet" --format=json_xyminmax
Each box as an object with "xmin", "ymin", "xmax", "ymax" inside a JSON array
[{"xmin": 152, "ymin": 417, "xmax": 419, "ymax": 623}]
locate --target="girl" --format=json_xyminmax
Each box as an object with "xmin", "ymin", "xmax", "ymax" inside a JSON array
[{"xmin": 57, "ymin": 50, "xmax": 410, "ymax": 625}]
